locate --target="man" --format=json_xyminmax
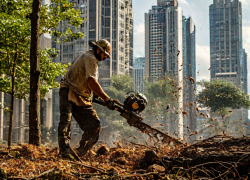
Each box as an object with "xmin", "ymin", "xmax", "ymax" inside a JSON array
[{"xmin": 58, "ymin": 39, "xmax": 115, "ymax": 158}]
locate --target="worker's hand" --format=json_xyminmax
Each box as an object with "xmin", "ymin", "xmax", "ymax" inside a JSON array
[
  {"xmin": 92, "ymin": 93, "xmax": 99, "ymax": 101},
  {"xmin": 93, "ymin": 93, "xmax": 99, "ymax": 99},
  {"xmin": 105, "ymin": 98, "xmax": 116, "ymax": 110}
]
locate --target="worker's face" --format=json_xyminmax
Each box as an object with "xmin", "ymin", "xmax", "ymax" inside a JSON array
[{"xmin": 96, "ymin": 48, "xmax": 109, "ymax": 61}]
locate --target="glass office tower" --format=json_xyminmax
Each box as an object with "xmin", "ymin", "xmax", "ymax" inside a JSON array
[
  {"xmin": 145, "ymin": 0, "xmax": 185, "ymax": 139},
  {"xmin": 133, "ymin": 57, "xmax": 145, "ymax": 94},
  {"xmin": 209, "ymin": 0, "xmax": 243, "ymax": 85},
  {"xmin": 182, "ymin": 16, "xmax": 197, "ymax": 139},
  {"xmin": 209, "ymin": 0, "xmax": 248, "ymax": 134}
]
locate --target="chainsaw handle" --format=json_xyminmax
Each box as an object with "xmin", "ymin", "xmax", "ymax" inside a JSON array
[
  {"xmin": 93, "ymin": 97, "xmax": 143, "ymax": 122},
  {"xmin": 92, "ymin": 97, "xmax": 106, "ymax": 106},
  {"xmin": 93, "ymin": 97, "xmax": 123, "ymax": 111}
]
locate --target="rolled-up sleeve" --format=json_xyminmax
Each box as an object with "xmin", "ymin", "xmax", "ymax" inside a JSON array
[{"xmin": 85, "ymin": 57, "xmax": 98, "ymax": 79}]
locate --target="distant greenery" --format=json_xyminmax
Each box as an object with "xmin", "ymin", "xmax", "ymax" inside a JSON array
[
  {"xmin": 94, "ymin": 75, "xmax": 136, "ymax": 141},
  {"xmin": 197, "ymin": 79, "xmax": 250, "ymax": 119},
  {"xmin": 144, "ymin": 75, "xmax": 177, "ymax": 117},
  {"xmin": 95, "ymin": 74, "xmax": 180, "ymax": 142},
  {"xmin": 197, "ymin": 79, "xmax": 250, "ymax": 136}
]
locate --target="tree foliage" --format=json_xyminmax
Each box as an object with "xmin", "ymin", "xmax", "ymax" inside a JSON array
[
  {"xmin": 95, "ymin": 74, "xmax": 134, "ymax": 122},
  {"xmin": 94, "ymin": 75, "xmax": 136, "ymax": 141},
  {"xmin": 197, "ymin": 79, "xmax": 250, "ymax": 118},
  {"xmin": 0, "ymin": 0, "xmax": 84, "ymax": 99},
  {"xmin": 108, "ymin": 74, "xmax": 134, "ymax": 102},
  {"xmin": 0, "ymin": 0, "xmax": 84, "ymax": 146},
  {"xmin": 0, "ymin": 49, "xmax": 68, "ymax": 99},
  {"xmin": 144, "ymin": 75, "xmax": 177, "ymax": 117}
]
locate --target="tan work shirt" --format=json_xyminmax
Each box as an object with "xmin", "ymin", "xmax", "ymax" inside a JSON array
[{"xmin": 61, "ymin": 50, "xmax": 99, "ymax": 106}]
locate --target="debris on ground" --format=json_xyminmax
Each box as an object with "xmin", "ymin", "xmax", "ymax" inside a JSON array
[{"xmin": 0, "ymin": 135, "xmax": 249, "ymax": 179}]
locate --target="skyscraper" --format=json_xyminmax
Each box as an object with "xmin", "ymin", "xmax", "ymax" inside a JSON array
[
  {"xmin": 241, "ymin": 49, "xmax": 248, "ymax": 132},
  {"xmin": 209, "ymin": 0, "xmax": 243, "ymax": 86},
  {"xmin": 241, "ymin": 49, "xmax": 247, "ymax": 93},
  {"xmin": 182, "ymin": 17, "xmax": 196, "ymax": 86},
  {"xmin": 209, "ymin": 0, "xmax": 248, "ymax": 133},
  {"xmin": 182, "ymin": 16, "xmax": 197, "ymax": 138},
  {"xmin": 133, "ymin": 57, "xmax": 145, "ymax": 94},
  {"xmin": 145, "ymin": 0, "xmax": 184, "ymax": 139},
  {"xmin": 52, "ymin": 0, "xmax": 133, "ymax": 87}
]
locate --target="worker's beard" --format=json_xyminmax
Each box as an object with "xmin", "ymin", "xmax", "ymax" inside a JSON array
[{"xmin": 95, "ymin": 51, "xmax": 102, "ymax": 61}]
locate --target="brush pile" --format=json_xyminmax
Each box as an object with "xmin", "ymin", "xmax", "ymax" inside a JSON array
[{"xmin": 0, "ymin": 135, "xmax": 249, "ymax": 179}]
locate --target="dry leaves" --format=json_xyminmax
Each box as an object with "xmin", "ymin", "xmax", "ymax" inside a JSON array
[{"xmin": 0, "ymin": 135, "xmax": 250, "ymax": 179}]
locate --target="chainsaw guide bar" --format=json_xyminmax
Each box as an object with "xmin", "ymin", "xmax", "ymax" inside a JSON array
[{"xmin": 93, "ymin": 96, "xmax": 183, "ymax": 145}]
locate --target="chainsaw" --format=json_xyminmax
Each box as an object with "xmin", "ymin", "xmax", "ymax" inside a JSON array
[{"xmin": 93, "ymin": 92, "xmax": 183, "ymax": 145}]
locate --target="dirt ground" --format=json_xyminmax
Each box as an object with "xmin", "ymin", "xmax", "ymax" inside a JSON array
[{"xmin": 0, "ymin": 135, "xmax": 250, "ymax": 180}]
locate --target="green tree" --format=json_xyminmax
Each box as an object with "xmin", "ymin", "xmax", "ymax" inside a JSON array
[
  {"xmin": 197, "ymin": 80, "xmax": 250, "ymax": 135},
  {"xmin": 197, "ymin": 79, "xmax": 250, "ymax": 119},
  {"xmin": 0, "ymin": 49, "xmax": 67, "ymax": 99},
  {"xmin": 29, "ymin": 0, "xmax": 42, "ymax": 146},
  {"xmin": 0, "ymin": 0, "xmax": 83, "ymax": 147},
  {"xmin": 108, "ymin": 74, "xmax": 134, "ymax": 102},
  {"xmin": 30, "ymin": 0, "xmax": 84, "ymax": 145},
  {"xmin": 94, "ymin": 75, "xmax": 137, "ymax": 141},
  {"xmin": 144, "ymin": 75, "xmax": 177, "ymax": 132},
  {"xmin": 145, "ymin": 75, "xmax": 177, "ymax": 115}
]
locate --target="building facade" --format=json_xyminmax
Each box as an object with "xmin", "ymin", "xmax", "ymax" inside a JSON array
[
  {"xmin": 209, "ymin": 0, "xmax": 243, "ymax": 85},
  {"xmin": 182, "ymin": 16, "xmax": 197, "ymax": 140},
  {"xmin": 241, "ymin": 49, "xmax": 248, "ymax": 133},
  {"xmin": 241, "ymin": 49, "xmax": 247, "ymax": 93},
  {"xmin": 209, "ymin": 0, "xmax": 248, "ymax": 131},
  {"xmin": 133, "ymin": 57, "xmax": 145, "ymax": 94},
  {"xmin": 52, "ymin": 0, "xmax": 133, "ymax": 86},
  {"xmin": 145, "ymin": 0, "xmax": 184, "ymax": 139}
]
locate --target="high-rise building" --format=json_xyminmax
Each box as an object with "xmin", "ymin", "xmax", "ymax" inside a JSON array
[
  {"xmin": 1, "ymin": 95, "xmax": 27, "ymax": 144},
  {"xmin": 209, "ymin": 0, "xmax": 248, "ymax": 134},
  {"xmin": 52, "ymin": 0, "xmax": 133, "ymax": 87},
  {"xmin": 145, "ymin": 0, "xmax": 185, "ymax": 139},
  {"xmin": 40, "ymin": 0, "xmax": 53, "ymax": 136},
  {"xmin": 182, "ymin": 16, "xmax": 197, "ymax": 139},
  {"xmin": 209, "ymin": 0, "xmax": 243, "ymax": 86},
  {"xmin": 133, "ymin": 57, "xmax": 145, "ymax": 94},
  {"xmin": 145, "ymin": 0, "xmax": 183, "ymax": 82},
  {"xmin": 241, "ymin": 49, "xmax": 247, "ymax": 93},
  {"xmin": 182, "ymin": 17, "xmax": 196, "ymax": 86},
  {"xmin": 241, "ymin": 49, "xmax": 248, "ymax": 132}
]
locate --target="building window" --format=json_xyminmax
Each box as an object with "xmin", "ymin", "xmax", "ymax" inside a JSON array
[
  {"xmin": 69, "ymin": 45, "xmax": 73, "ymax": 51},
  {"xmin": 89, "ymin": 30, "xmax": 96, "ymax": 38},
  {"xmin": 63, "ymin": 55, "xmax": 68, "ymax": 62},
  {"xmin": 63, "ymin": 45, "xmax": 68, "ymax": 52}
]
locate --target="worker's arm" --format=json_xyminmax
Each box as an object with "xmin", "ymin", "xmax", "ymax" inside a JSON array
[{"xmin": 87, "ymin": 77, "xmax": 110, "ymax": 102}]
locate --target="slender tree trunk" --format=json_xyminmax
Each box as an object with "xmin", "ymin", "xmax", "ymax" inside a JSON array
[
  {"xmin": 7, "ymin": 50, "xmax": 17, "ymax": 151},
  {"xmin": 29, "ymin": 0, "xmax": 42, "ymax": 146}
]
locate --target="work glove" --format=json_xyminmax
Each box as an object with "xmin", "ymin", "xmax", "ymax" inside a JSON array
[
  {"xmin": 105, "ymin": 98, "xmax": 116, "ymax": 110},
  {"xmin": 92, "ymin": 93, "xmax": 99, "ymax": 102}
]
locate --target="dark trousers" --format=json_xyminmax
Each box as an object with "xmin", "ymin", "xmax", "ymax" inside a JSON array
[{"xmin": 58, "ymin": 87, "xmax": 101, "ymax": 155}]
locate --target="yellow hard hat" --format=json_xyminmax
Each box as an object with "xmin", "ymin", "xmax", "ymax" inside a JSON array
[{"xmin": 89, "ymin": 39, "xmax": 111, "ymax": 58}]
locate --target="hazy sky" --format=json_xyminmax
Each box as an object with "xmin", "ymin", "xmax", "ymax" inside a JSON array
[{"xmin": 132, "ymin": 0, "xmax": 250, "ymax": 85}]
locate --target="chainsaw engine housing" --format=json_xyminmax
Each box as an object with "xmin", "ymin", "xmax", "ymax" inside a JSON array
[{"xmin": 124, "ymin": 93, "xmax": 147, "ymax": 114}]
